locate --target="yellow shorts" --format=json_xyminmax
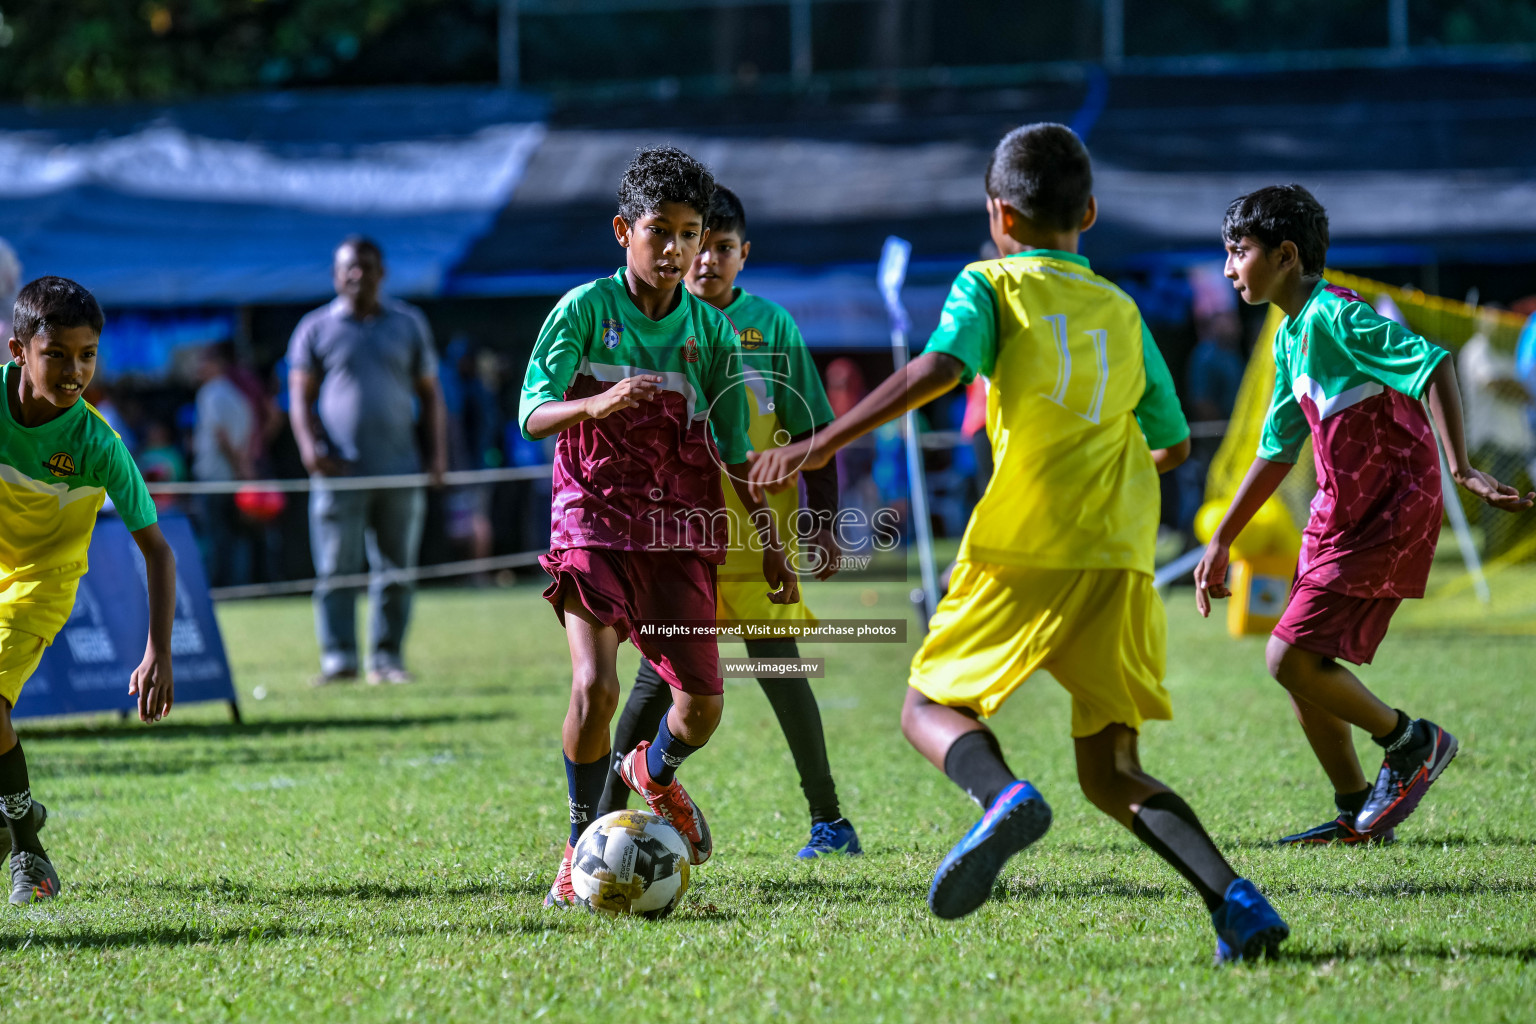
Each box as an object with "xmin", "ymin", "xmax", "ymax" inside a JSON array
[
  {"xmin": 716, "ymin": 581, "xmax": 818, "ymax": 627},
  {"xmin": 908, "ymin": 562, "xmax": 1171, "ymax": 737},
  {"xmin": 0, "ymin": 628, "xmax": 49, "ymax": 709}
]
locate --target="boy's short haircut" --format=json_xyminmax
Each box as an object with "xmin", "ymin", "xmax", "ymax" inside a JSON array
[
  {"xmin": 617, "ymin": 146, "xmax": 716, "ymax": 225},
  {"xmin": 707, "ymin": 185, "xmax": 747, "ymax": 240},
  {"xmin": 985, "ymin": 123, "xmax": 1094, "ymax": 233},
  {"xmin": 11, "ymin": 276, "xmax": 104, "ymax": 344},
  {"xmin": 1222, "ymin": 184, "xmax": 1330, "ymax": 276},
  {"xmin": 336, "ymin": 234, "xmax": 384, "ymax": 262}
]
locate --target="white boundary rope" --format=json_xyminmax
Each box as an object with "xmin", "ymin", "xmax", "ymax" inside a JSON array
[
  {"xmin": 208, "ymin": 550, "xmax": 549, "ymax": 601},
  {"xmin": 146, "ymin": 465, "xmax": 554, "ymax": 496}
]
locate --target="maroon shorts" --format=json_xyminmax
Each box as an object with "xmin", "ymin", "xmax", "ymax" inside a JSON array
[
  {"xmin": 540, "ymin": 548, "xmax": 722, "ymax": 695},
  {"xmin": 1271, "ymin": 578, "xmax": 1402, "ymax": 665}
]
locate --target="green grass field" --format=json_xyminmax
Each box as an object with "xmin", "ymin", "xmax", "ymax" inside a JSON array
[{"xmin": 3, "ymin": 577, "xmax": 1534, "ymax": 1023}]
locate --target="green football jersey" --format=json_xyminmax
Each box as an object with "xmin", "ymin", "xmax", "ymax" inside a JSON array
[{"xmin": 715, "ymin": 289, "xmax": 834, "ymax": 584}]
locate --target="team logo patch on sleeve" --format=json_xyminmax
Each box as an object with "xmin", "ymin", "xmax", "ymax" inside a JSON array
[
  {"xmin": 739, "ymin": 327, "xmax": 764, "ymax": 351},
  {"xmin": 601, "ymin": 319, "xmax": 626, "ymax": 350},
  {"xmin": 46, "ymin": 452, "xmax": 76, "ymax": 477}
]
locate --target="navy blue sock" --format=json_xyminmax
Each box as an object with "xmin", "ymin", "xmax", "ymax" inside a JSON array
[
  {"xmin": 564, "ymin": 753, "xmax": 609, "ymax": 846},
  {"xmin": 646, "ymin": 714, "xmax": 702, "ymax": 787}
]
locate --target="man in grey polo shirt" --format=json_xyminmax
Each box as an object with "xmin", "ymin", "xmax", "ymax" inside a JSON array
[{"xmin": 288, "ymin": 236, "xmax": 448, "ymax": 685}]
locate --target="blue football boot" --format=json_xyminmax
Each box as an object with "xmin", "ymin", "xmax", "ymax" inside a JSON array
[
  {"xmin": 1211, "ymin": 878, "xmax": 1289, "ymax": 964},
  {"xmin": 928, "ymin": 781, "xmax": 1052, "ymax": 920},
  {"xmin": 796, "ymin": 818, "xmax": 863, "ymax": 859}
]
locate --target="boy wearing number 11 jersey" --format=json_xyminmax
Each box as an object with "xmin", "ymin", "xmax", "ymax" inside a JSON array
[{"xmin": 750, "ymin": 123, "xmax": 1287, "ymax": 963}]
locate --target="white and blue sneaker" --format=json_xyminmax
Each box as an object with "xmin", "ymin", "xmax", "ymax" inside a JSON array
[
  {"xmin": 928, "ymin": 781, "xmax": 1052, "ymax": 920},
  {"xmin": 1211, "ymin": 878, "xmax": 1288, "ymax": 964},
  {"xmin": 796, "ymin": 818, "xmax": 863, "ymax": 859}
]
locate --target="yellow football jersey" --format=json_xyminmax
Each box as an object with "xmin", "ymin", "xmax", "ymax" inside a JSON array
[
  {"xmin": 923, "ymin": 250, "xmax": 1188, "ymax": 575},
  {"xmin": 0, "ymin": 362, "xmax": 158, "ymax": 640}
]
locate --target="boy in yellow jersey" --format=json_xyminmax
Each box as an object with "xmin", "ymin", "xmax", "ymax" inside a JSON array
[
  {"xmin": 2, "ymin": 277, "xmax": 176, "ymax": 904},
  {"xmin": 597, "ymin": 187, "xmax": 859, "ymax": 858},
  {"xmin": 750, "ymin": 124, "xmax": 1287, "ymax": 963}
]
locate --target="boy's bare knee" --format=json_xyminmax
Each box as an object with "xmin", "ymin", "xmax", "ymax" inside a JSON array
[{"xmin": 571, "ymin": 667, "xmax": 620, "ymax": 716}]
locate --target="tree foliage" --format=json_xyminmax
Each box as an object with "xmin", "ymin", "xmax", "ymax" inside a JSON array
[{"xmin": 1, "ymin": 0, "xmax": 1533, "ymax": 105}]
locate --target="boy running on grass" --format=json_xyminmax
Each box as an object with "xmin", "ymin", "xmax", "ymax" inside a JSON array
[
  {"xmin": 1196, "ymin": 185, "xmax": 1533, "ymax": 845},
  {"xmin": 520, "ymin": 149, "xmax": 798, "ymax": 907},
  {"xmin": 2, "ymin": 277, "xmax": 176, "ymax": 903},
  {"xmin": 596, "ymin": 186, "xmax": 860, "ymax": 859},
  {"xmin": 750, "ymin": 124, "xmax": 1288, "ymax": 963}
]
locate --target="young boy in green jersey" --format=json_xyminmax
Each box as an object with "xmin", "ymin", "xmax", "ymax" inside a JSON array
[
  {"xmin": 520, "ymin": 149, "xmax": 797, "ymax": 907},
  {"xmin": 2, "ymin": 277, "xmax": 177, "ymax": 903},
  {"xmin": 596, "ymin": 186, "xmax": 860, "ymax": 859},
  {"xmin": 751, "ymin": 124, "xmax": 1287, "ymax": 963},
  {"xmin": 1196, "ymin": 185, "xmax": 1533, "ymax": 844}
]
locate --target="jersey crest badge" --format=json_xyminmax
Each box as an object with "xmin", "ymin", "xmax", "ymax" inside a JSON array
[
  {"xmin": 683, "ymin": 336, "xmax": 700, "ymax": 363},
  {"xmin": 46, "ymin": 452, "xmax": 76, "ymax": 478},
  {"xmin": 600, "ymin": 319, "xmax": 625, "ymax": 350},
  {"xmin": 739, "ymin": 327, "xmax": 764, "ymax": 351}
]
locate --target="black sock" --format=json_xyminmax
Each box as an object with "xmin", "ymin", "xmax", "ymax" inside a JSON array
[
  {"xmin": 564, "ymin": 752, "xmax": 609, "ymax": 847},
  {"xmin": 748, "ymin": 638, "xmax": 841, "ymax": 824},
  {"xmin": 598, "ymin": 658, "xmax": 672, "ymax": 816},
  {"xmin": 942, "ymin": 729, "xmax": 1017, "ymax": 810},
  {"xmin": 646, "ymin": 712, "xmax": 702, "ymax": 787},
  {"xmin": 1130, "ymin": 792, "xmax": 1238, "ymax": 913},
  {"xmin": 1373, "ymin": 709, "xmax": 1412, "ymax": 749},
  {"xmin": 0, "ymin": 743, "xmax": 44, "ymax": 858},
  {"xmin": 1335, "ymin": 786, "xmax": 1371, "ymax": 818}
]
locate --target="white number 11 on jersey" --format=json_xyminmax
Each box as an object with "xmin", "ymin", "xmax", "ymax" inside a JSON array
[{"xmin": 1039, "ymin": 314, "xmax": 1109, "ymax": 424}]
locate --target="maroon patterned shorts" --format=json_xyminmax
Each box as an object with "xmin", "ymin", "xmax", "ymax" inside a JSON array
[
  {"xmin": 541, "ymin": 547, "xmax": 722, "ymax": 696},
  {"xmin": 1271, "ymin": 577, "xmax": 1401, "ymax": 665}
]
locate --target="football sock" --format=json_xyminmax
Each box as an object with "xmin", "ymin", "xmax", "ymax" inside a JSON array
[
  {"xmin": 1130, "ymin": 792, "xmax": 1237, "ymax": 913},
  {"xmin": 564, "ymin": 752, "xmax": 609, "ymax": 847},
  {"xmin": 0, "ymin": 743, "xmax": 44, "ymax": 858},
  {"xmin": 747, "ymin": 638, "xmax": 841, "ymax": 824},
  {"xmin": 647, "ymin": 713, "xmax": 702, "ymax": 787},
  {"xmin": 1335, "ymin": 786, "xmax": 1371, "ymax": 818},
  {"xmin": 1373, "ymin": 709, "xmax": 1412, "ymax": 750},
  {"xmin": 942, "ymin": 728, "xmax": 1017, "ymax": 810},
  {"xmin": 598, "ymin": 658, "xmax": 672, "ymax": 816}
]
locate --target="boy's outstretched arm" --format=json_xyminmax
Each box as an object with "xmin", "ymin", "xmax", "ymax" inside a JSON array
[
  {"xmin": 1423, "ymin": 358, "xmax": 1535, "ymax": 511},
  {"xmin": 747, "ymin": 351, "xmax": 966, "ymax": 500},
  {"xmin": 1193, "ymin": 457, "xmax": 1294, "ymax": 618},
  {"xmin": 725, "ymin": 469, "xmax": 800, "ymax": 606},
  {"xmin": 129, "ymin": 523, "xmax": 176, "ymax": 722}
]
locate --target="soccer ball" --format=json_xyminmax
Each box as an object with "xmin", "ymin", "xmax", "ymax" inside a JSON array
[{"xmin": 571, "ymin": 809, "xmax": 691, "ymax": 919}]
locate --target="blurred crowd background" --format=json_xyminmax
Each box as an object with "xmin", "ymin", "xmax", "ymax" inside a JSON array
[{"xmin": 2, "ymin": 0, "xmax": 1535, "ymax": 594}]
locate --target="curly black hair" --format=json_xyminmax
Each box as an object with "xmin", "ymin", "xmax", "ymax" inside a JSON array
[
  {"xmin": 1222, "ymin": 184, "xmax": 1330, "ymax": 276},
  {"xmin": 985, "ymin": 123, "xmax": 1093, "ymax": 233},
  {"xmin": 616, "ymin": 146, "xmax": 716, "ymax": 225},
  {"xmin": 12, "ymin": 276, "xmax": 104, "ymax": 344}
]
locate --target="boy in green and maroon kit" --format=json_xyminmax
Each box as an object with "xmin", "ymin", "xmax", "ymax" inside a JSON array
[
  {"xmin": 597, "ymin": 186, "xmax": 860, "ymax": 859},
  {"xmin": 1196, "ymin": 185, "xmax": 1532, "ymax": 844},
  {"xmin": 2, "ymin": 277, "xmax": 177, "ymax": 903},
  {"xmin": 520, "ymin": 148, "xmax": 798, "ymax": 906}
]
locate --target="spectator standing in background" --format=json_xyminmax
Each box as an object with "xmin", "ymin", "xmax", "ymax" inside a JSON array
[
  {"xmin": 439, "ymin": 334, "xmax": 498, "ymax": 581},
  {"xmin": 287, "ymin": 237, "xmax": 447, "ymax": 686},
  {"xmin": 137, "ymin": 420, "xmax": 188, "ymax": 515},
  {"xmin": 192, "ymin": 341, "xmax": 256, "ymax": 587}
]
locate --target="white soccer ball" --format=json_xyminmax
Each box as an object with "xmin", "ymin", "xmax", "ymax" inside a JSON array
[{"xmin": 571, "ymin": 809, "xmax": 692, "ymax": 919}]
